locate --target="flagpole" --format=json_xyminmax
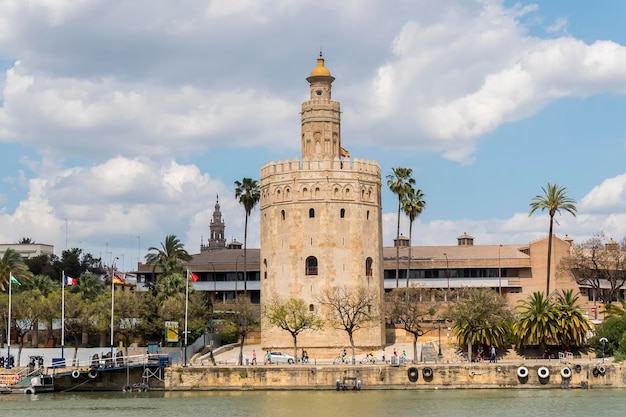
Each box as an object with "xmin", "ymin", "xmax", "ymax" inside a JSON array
[
  {"xmin": 184, "ymin": 269, "xmax": 189, "ymax": 368},
  {"xmin": 6, "ymin": 273, "xmax": 11, "ymax": 369},
  {"xmin": 110, "ymin": 257, "xmax": 118, "ymax": 358},
  {"xmin": 61, "ymin": 271, "xmax": 65, "ymax": 362}
]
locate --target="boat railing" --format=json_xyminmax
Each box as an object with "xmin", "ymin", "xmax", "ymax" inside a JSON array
[{"xmin": 64, "ymin": 352, "xmax": 169, "ymax": 370}]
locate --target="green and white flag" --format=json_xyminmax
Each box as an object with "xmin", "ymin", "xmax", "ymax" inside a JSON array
[{"xmin": 10, "ymin": 272, "xmax": 21, "ymax": 285}]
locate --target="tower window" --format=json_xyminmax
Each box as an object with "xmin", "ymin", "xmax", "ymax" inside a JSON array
[
  {"xmin": 309, "ymin": 304, "xmax": 315, "ymax": 312},
  {"xmin": 365, "ymin": 257, "xmax": 373, "ymax": 277},
  {"xmin": 309, "ymin": 208, "xmax": 315, "ymax": 218},
  {"xmin": 366, "ymin": 210, "xmax": 370, "ymax": 220},
  {"xmin": 306, "ymin": 256, "xmax": 318, "ymax": 276},
  {"xmin": 281, "ymin": 210, "xmax": 285, "ymax": 220},
  {"xmin": 340, "ymin": 208, "xmax": 345, "ymax": 218}
]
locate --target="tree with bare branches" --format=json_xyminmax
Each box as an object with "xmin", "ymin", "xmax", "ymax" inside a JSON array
[
  {"xmin": 386, "ymin": 287, "xmax": 437, "ymax": 363},
  {"xmin": 229, "ymin": 296, "xmax": 259, "ymax": 365},
  {"xmin": 560, "ymin": 232, "xmax": 626, "ymax": 306},
  {"xmin": 318, "ymin": 286, "xmax": 379, "ymax": 363}
]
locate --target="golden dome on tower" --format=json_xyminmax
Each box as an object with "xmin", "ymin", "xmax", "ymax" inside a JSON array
[{"xmin": 309, "ymin": 53, "xmax": 331, "ymax": 77}]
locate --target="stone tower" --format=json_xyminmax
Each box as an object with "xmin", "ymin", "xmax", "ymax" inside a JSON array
[
  {"xmin": 201, "ymin": 196, "xmax": 226, "ymax": 252},
  {"xmin": 260, "ymin": 55, "xmax": 384, "ymax": 351}
]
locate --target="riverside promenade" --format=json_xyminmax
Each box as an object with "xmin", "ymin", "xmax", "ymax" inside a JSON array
[
  {"xmin": 2, "ymin": 342, "xmax": 619, "ymax": 391},
  {"xmin": 163, "ymin": 342, "xmax": 620, "ymax": 390}
]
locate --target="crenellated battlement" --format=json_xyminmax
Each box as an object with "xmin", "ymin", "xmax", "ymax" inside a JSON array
[{"xmin": 261, "ymin": 156, "xmax": 381, "ymax": 180}]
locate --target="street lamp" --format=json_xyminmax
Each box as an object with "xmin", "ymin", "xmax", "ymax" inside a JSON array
[
  {"xmin": 443, "ymin": 253, "xmax": 450, "ymax": 302},
  {"xmin": 600, "ymin": 337, "xmax": 608, "ymax": 362},
  {"xmin": 437, "ymin": 318, "xmax": 443, "ymax": 359},
  {"xmin": 498, "ymin": 244, "xmax": 502, "ymax": 296},
  {"xmin": 208, "ymin": 261, "xmax": 217, "ymax": 304},
  {"xmin": 235, "ymin": 253, "xmax": 245, "ymax": 299},
  {"xmin": 110, "ymin": 257, "xmax": 119, "ymax": 357}
]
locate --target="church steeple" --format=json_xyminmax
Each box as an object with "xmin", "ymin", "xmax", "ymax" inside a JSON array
[
  {"xmin": 201, "ymin": 195, "xmax": 226, "ymax": 252},
  {"xmin": 301, "ymin": 53, "xmax": 342, "ymax": 161}
]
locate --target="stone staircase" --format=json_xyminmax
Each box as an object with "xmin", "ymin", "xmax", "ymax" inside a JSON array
[{"xmin": 421, "ymin": 342, "xmax": 439, "ymax": 363}]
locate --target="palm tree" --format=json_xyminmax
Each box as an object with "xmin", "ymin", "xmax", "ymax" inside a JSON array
[
  {"xmin": 555, "ymin": 289, "xmax": 592, "ymax": 351},
  {"xmin": 0, "ymin": 248, "xmax": 33, "ymax": 291},
  {"xmin": 513, "ymin": 291, "xmax": 560, "ymax": 353},
  {"xmin": 401, "ymin": 186, "xmax": 426, "ymax": 290},
  {"xmin": 71, "ymin": 271, "xmax": 106, "ymax": 302},
  {"xmin": 145, "ymin": 234, "xmax": 192, "ymax": 278},
  {"xmin": 155, "ymin": 273, "xmax": 187, "ymax": 303},
  {"xmin": 235, "ymin": 177, "xmax": 260, "ymax": 297},
  {"xmin": 387, "ymin": 167, "xmax": 415, "ymax": 288},
  {"xmin": 529, "ymin": 183, "xmax": 577, "ymax": 294},
  {"xmin": 604, "ymin": 297, "xmax": 626, "ymax": 318},
  {"xmin": 448, "ymin": 288, "xmax": 512, "ymax": 362}
]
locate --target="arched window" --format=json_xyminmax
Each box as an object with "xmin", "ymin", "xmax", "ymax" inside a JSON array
[
  {"xmin": 309, "ymin": 304, "xmax": 315, "ymax": 312},
  {"xmin": 340, "ymin": 208, "xmax": 345, "ymax": 218},
  {"xmin": 281, "ymin": 210, "xmax": 285, "ymax": 220},
  {"xmin": 309, "ymin": 208, "xmax": 315, "ymax": 218},
  {"xmin": 365, "ymin": 257, "xmax": 373, "ymax": 276},
  {"xmin": 306, "ymin": 256, "xmax": 318, "ymax": 275},
  {"xmin": 366, "ymin": 210, "xmax": 370, "ymax": 220}
]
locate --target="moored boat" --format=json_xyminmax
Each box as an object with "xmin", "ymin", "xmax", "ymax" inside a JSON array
[{"xmin": 22, "ymin": 352, "xmax": 169, "ymax": 394}]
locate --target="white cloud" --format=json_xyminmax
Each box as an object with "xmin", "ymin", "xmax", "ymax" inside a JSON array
[
  {"xmin": 546, "ymin": 17, "xmax": 568, "ymax": 34},
  {"xmin": 0, "ymin": 156, "xmax": 244, "ymax": 259},
  {"xmin": 351, "ymin": 2, "xmax": 626, "ymax": 162},
  {"xmin": 579, "ymin": 174, "xmax": 626, "ymax": 213},
  {"xmin": 0, "ymin": 62, "xmax": 294, "ymax": 159},
  {"xmin": 1, "ymin": 0, "xmax": 626, "ymax": 260}
]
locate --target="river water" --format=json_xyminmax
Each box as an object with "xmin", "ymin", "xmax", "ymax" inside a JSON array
[
  {"xmin": 1, "ymin": 389, "xmax": 624, "ymax": 417},
  {"xmin": 0, "ymin": 389, "xmax": 626, "ymax": 417}
]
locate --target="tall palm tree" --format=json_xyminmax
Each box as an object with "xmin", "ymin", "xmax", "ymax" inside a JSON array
[
  {"xmin": 555, "ymin": 289, "xmax": 592, "ymax": 351},
  {"xmin": 401, "ymin": 186, "xmax": 426, "ymax": 290},
  {"xmin": 235, "ymin": 177, "xmax": 260, "ymax": 297},
  {"xmin": 529, "ymin": 183, "xmax": 577, "ymax": 294},
  {"xmin": 0, "ymin": 248, "xmax": 33, "ymax": 291},
  {"xmin": 145, "ymin": 234, "xmax": 192, "ymax": 277},
  {"xmin": 72, "ymin": 271, "xmax": 106, "ymax": 302},
  {"xmin": 513, "ymin": 291, "xmax": 560, "ymax": 353},
  {"xmin": 387, "ymin": 167, "xmax": 415, "ymax": 288}
]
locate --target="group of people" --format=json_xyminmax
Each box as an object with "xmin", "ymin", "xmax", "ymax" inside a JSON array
[
  {"xmin": 250, "ymin": 350, "xmax": 274, "ymax": 365},
  {"xmin": 472, "ymin": 345, "xmax": 497, "ymax": 363},
  {"xmin": 247, "ymin": 345, "xmax": 497, "ymax": 365}
]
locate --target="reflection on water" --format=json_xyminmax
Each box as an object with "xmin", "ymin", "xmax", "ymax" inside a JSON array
[{"xmin": 1, "ymin": 389, "xmax": 625, "ymax": 417}]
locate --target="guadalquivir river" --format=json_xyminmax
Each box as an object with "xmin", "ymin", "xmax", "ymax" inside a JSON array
[{"xmin": 1, "ymin": 389, "xmax": 624, "ymax": 417}]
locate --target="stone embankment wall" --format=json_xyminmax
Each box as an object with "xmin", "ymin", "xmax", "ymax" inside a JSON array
[{"xmin": 165, "ymin": 362, "xmax": 626, "ymax": 390}]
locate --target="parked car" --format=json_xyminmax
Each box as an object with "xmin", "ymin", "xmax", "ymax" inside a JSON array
[{"xmin": 269, "ymin": 351, "xmax": 295, "ymax": 364}]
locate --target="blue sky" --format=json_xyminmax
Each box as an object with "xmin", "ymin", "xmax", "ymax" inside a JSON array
[{"xmin": 1, "ymin": 0, "xmax": 626, "ymax": 272}]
